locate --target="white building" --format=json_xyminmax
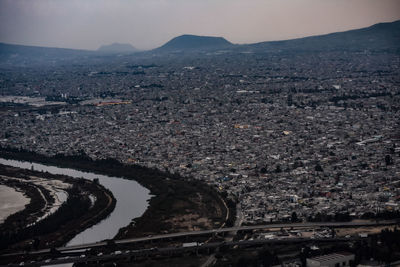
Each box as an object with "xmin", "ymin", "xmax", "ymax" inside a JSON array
[{"xmin": 307, "ymin": 252, "xmax": 355, "ymax": 267}]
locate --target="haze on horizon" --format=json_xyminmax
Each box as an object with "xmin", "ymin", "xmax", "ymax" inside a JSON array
[{"xmin": 1, "ymin": 0, "xmax": 400, "ymax": 51}]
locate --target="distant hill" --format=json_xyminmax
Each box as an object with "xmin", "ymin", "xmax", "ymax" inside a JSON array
[
  {"xmin": 1, "ymin": 20, "xmax": 399, "ymax": 65},
  {"xmin": 154, "ymin": 21, "xmax": 400, "ymax": 53},
  {"xmin": 248, "ymin": 20, "xmax": 400, "ymax": 53},
  {"xmin": 0, "ymin": 42, "xmax": 92, "ymax": 66},
  {"xmin": 97, "ymin": 43, "xmax": 138, "ymax": 53},
  {"xmin": 155, "ymin": 34, "xmax": 233, "ymax": 52}
]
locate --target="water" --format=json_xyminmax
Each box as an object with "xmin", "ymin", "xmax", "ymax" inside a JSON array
[{"xmin": 0, "ymin": 158, "xmax": 151, "ymax": 246}]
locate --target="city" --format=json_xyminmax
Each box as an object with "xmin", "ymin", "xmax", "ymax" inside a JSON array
[
  {"xmin": 0, "ymin": 1, "xmax": 400, "ymax": 266},
  {"xmin": 1, "ymin": 50, "xmax": 399, "ymax": 225}
]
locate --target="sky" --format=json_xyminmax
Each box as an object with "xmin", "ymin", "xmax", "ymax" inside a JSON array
[{"xmin": 0, "ymin": 0, "xmax": 400, "ymax": 51}]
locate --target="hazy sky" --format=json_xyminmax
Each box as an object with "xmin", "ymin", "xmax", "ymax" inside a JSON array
[{"xmin": 1, "ymin": 0, "xmax": 400, "ymax": 50}]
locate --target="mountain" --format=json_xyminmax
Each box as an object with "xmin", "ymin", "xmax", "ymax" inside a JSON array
[
  {"xmin": 154, "ymin": 21, "xmax": 400, "ymax": 53},
  {"xmin": 248, "ymin": 20, "xmax": 400, "ymax": 53},
  {"xmin": 1, "ymin": 20, "xmax": 398, "ymax": 65},
  {"xmin": 97, "ymin": 43, "xmax": 138, "ymax": 53},
  {"xmin": 0, "ymin": 42, "xmax": 93, "ymax": 66},
  {"xmin": 156, "ymin": 34, "xmax": 233, "ymax": 52}
]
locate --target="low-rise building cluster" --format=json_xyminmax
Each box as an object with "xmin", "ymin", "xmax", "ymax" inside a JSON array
[{"xmin": 1, "ymin": 51, "xmax": 399, "ymax": 223}]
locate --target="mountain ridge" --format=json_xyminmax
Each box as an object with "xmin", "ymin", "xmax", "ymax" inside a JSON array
[
  {"xmin": 248, "ymin": 20, "xmax": 400, "ymax": 52},
  {"xmin": 97, "ymin": 43, "xmax": 138, "ymax": 53},
  {"xmin": 155, "ymin": 34, "xmax": 233, "ymax": 52},
  {"xmin": 0, "ymin": 42, "xmax": 93, "ymax": 65},
  {"xmin": 0, "ymin": 19, "xmax": 399, "ymax": 63}
]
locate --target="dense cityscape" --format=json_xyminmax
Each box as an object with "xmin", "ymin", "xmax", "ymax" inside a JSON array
[
  {"xmin": 1, "ymin": 50, "xmax": 399, "ymax": 225},
  {"xmin": 1, "ymin": 2, "xmax": 400, "ymax": 263}
]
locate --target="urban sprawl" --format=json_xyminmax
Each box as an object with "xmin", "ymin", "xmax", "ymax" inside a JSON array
[{"xmin": 1, "ymin": 51, "xmax": 399, "ymax": 224}]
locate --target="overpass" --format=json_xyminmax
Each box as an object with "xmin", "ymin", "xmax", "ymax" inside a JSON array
[
  {"xmin": 2, "ymin": 237, "xmax": 364, "ymax": 267},
  {"xmin": 2, "ymin": 219, "xmax": 398, "ymax": 258}
]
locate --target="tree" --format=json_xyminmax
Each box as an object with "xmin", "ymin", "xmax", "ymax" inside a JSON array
[
  {"xmin": 291, "ymin": 211, "xmax": 298, "ymax": 222},
  {"xmin": 385, "ymin": 155, "xmax": 393, "ymax": 166},
  {"xmin": 275, "ymin": 165, "xmax": 282, "ymax": 173},
  {"xmin": 287, "ymin": 94, "xmax": 293, "ymax": 106},
  {"xmin": 300, "ymin": 247, "xmax": 310, "ymax": 267},
  {"xmin": 315, "ymin": 163, "xmax": 323, "ymax": 172},
  {"xmin": 259, "ymin": 249, "xmax": 275, "ymax": 267}
]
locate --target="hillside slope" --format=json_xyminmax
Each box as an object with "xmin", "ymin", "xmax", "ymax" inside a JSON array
[{"xmin": 156, "ymin": 34, "xmax": 233, "ymax": 52}]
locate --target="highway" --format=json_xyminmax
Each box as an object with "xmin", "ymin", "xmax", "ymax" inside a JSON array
[
  {"xmin": 1, "ymin": 237, "xmax": 365, "ymax": 267},
  {"xmin": 2, "ymin": 219, "xmax": 398, "ymax": 257},
  {"xmin": 61, "ymin": 219, "xmax": 399, "ymax": 251}
]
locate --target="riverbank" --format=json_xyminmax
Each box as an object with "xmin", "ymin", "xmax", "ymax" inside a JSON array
[
  {"xmin": 0, "ymin": 147, "xmax": 236, "ymax": 240},
  {"xmin": 0, "ymin": 164, "xmax": 116, "ymax": 251},
  {"xmin": 0, "ymin": 185, "xmax": 30, "ymax": 223}
]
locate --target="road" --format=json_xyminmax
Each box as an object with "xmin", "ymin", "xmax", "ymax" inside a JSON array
[
  {"xmin": 0, "ymin": 237, "xmax": 372, "ymax": 267},
  {"xmin": 201, "ymin": 203, "xmax": 242, "ymax": 267},
  {"xmin": 2, "ymin": 219, "xmax": 398, "ymax": 257},
  {"xmin": 231, "ymin": 203, "xmax": 244, "ymax": 238}
]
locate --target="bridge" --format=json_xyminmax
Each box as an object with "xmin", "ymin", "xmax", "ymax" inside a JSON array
[
  {"xmin": 1, "ymin": 237, "xmax": 366, "ymax": 267},
  {"xmin": 2, "ymin": 219, "xmax": 398, "ymax": 258}
]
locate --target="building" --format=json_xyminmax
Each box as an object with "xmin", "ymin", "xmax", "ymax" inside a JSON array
[{"xmin": 307, "ymin": 252, "xmax": 355, "ymax": 267}]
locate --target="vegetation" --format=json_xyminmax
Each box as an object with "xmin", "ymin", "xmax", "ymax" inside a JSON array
[
  {"xmin": 0, "ymin": 146, "xmax": 235, "ymax": 239},
  {"xmin": 0, "ymin": 164, "xmax": 116, "ymax": 252},
  {"xmin": 361, "ymin": 210, "xmax": 400, "ymax": 220},
  {"xmin": 308, "ymin": 212, "xmax": 351, "ymax": 222},
  {"xmin": 0, "ymin": 185, "xmax": 90, "ymax": 250},
  {"xmin": 0, "ymin": 179, "xmax": 47, "ymax": 235}
]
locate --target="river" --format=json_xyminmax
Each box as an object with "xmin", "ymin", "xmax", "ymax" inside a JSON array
[{"xmin": 0, "ymin": 158, "xmax": 151, "ymax": 246}]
